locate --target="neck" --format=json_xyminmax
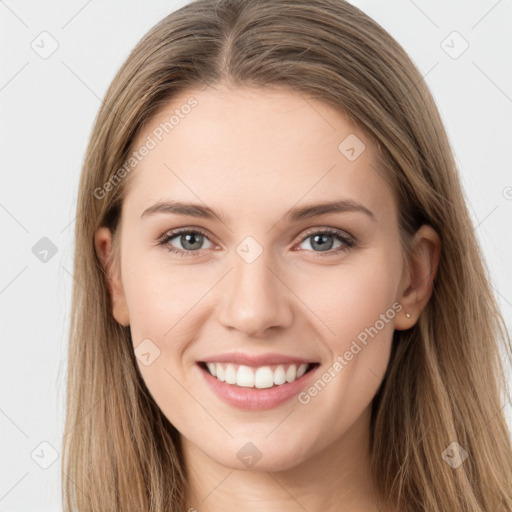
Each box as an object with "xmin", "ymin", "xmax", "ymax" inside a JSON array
[{"xmin": 182, "ymin": 405, "xmax": 389, "ymax": 512}]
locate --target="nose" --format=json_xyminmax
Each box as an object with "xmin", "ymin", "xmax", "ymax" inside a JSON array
[{"xmin": 217, "ymin": 248, "xmax": 294, "ymax": 337}]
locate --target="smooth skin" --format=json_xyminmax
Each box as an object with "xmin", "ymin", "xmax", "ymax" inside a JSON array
[{"xmin": 95, "ymin": 83, "xmax": 440, "ymax": 512}]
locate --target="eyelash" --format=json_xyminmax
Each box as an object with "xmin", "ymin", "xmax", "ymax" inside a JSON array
[{"xmin": 157, "ymin": 227, "xmax": 356, "ymax": 258}]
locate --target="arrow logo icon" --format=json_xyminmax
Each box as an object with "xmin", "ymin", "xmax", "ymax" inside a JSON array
[{"xmin": 135, "ymin": 339, "xmax": 161, "ymax": 366}]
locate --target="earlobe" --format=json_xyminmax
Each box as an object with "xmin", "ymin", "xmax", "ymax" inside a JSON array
[
  {"xmin": 395, "ymin": 225, "xmax": 441, "ymax": 331},
  {"xmin": 94, "ymin": 227, "xmax": 130, "ymax": 327}
]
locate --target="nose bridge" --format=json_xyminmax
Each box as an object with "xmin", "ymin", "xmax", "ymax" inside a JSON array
[{"xmin": 217, "ymin": 240, "xmax": 292, "ymax": 335}]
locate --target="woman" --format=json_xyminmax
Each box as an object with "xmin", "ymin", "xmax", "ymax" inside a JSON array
[{"xmin": 63, "ymin": 0, "xmax": 512, "ymax": 510}]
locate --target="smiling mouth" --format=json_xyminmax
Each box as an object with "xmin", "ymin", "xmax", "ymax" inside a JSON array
[{"xmin": 198, "ymin": 361, "xmax": 320, "ymax": 389}]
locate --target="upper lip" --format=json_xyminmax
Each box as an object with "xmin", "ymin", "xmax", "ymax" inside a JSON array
[{"xmin": 200, "ymin": 352, "xmax": 318, "ymax": 367}]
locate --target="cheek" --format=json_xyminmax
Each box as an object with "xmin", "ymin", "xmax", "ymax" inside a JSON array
[
  {"xmin": 297, "ymin": 249, "xmax": 400, "ymax": 406},
  {"xmin": 121, "ymin": 255, "xmax": 206, "ymax": 425},
  {"xmin": 121, "ymin": 254, "xmax": 218, "ymax": 416},
  {"xmin": 121, "ymin": 251, "xmax": 212, "ymax": 342},
  {"xmin": 300, "ymin": 248, "xmax": 401, "ymax": 342}
]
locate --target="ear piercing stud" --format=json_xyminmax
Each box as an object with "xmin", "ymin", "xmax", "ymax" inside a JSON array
[{"xmin": 405, "ymin": 312, "xmax": 411, "ymax": 318}]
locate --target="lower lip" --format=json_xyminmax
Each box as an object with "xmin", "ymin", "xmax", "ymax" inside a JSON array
[{"xmin": 196, "ymin": 362, "xmax": 320, "ymax": 410}]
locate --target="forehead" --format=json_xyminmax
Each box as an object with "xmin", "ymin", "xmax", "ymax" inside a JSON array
[{"xmin": 124, "ymin": 84, "xmax": 395, "ymax": 223}]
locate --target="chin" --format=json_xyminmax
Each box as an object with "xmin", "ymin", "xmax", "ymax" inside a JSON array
[{"xmin": 205, "ymin": 440, "xmax": 311, "ymax": 472}]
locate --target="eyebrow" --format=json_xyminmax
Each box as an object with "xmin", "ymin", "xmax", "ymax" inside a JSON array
[{"xmin": 140, "ymin": 199, "xmax": 376, "ymax": 223}]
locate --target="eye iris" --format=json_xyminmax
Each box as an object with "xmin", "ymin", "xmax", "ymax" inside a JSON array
[
  {"xmin": 181, "ymin": 232, "xmax": 203, "ymax": 250},
  {"xmin": 311, "ymin": 233, "xmax": 334, "ymax": 251}
]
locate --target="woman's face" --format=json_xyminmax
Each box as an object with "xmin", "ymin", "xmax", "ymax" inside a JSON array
[{"xmin": 99, "ymin": 84, "xmax": 414, "ymax": 471}]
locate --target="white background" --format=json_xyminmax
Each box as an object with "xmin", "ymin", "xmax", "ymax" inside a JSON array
[{"xmin": 1, "ymin": 0, "xmax": 511, "ymax": 510}]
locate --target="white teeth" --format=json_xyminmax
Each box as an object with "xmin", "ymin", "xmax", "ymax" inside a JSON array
[
  {"xmin": 254, "ymin": 366, "xmax": 274, "ymax": 389},
  {"xmin": 285, "ymin": 364, "xmax": 297, "ymax": 382},
  {"xmin": 225, "ymin": 363, "xmax": 237, "ymax": 384},
  {"xmin": 237, "ymin": 365, "xmax": 255, "ymax": 387},
  {"xmin": 204, "ymin": 362, "xmax": 313, "ymax": 387},
  {"xmin": 206, "ymin": 362, "xmax": 217, "ymax": 377},
  {"xmin": 274, "ymin": 365, "xmax": 286, "ymax": 385},
  {"xmin": 296, "ymin": 364, "xmax": 308, "ymax": 378}
]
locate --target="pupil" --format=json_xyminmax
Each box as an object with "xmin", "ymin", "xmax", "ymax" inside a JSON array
[
  {"xmin": 182, "ymin": 233, "xmax": 202, "ymax": 250},
  {"xmin": 312, "ymin": 234, "xmax": 333, "ymax": 251}
]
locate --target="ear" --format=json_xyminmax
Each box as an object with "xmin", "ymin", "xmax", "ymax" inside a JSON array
[
  {"xmin": 394, "ymin": 224, "xmax": 441, "ymax": 330},
  {"xmin": 94, "ymin": 226, "xmax": 130, "ymax": 327}
]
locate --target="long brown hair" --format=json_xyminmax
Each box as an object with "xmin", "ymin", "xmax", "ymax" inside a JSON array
[{"xmin": 63, "ymin": 0, "xmax": 512, "ymax": 510}]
